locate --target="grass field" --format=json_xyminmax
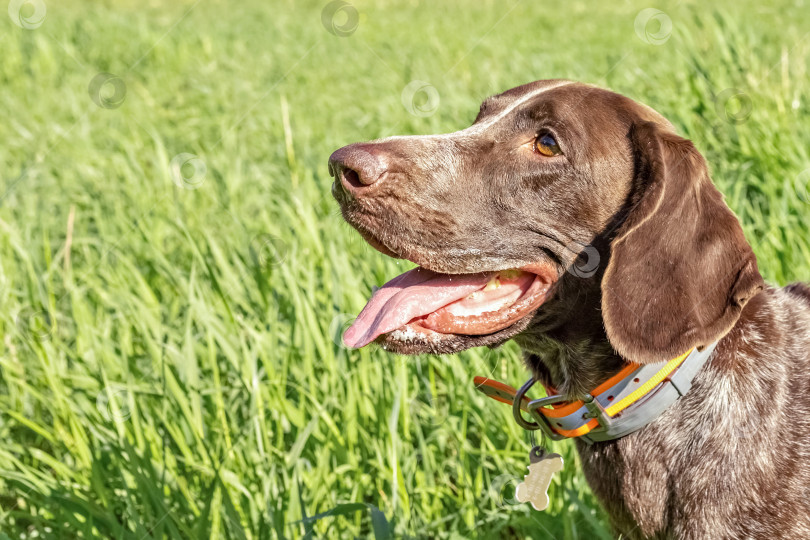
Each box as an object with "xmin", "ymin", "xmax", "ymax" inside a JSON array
[{"xmin": 1, "ymin": 0, "xmax": 809, "ymax": 538}]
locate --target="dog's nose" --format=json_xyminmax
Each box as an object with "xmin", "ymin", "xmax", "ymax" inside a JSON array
[{"xmin": 329, "ymin": 144, "xmax": 388, "ymax": 197}]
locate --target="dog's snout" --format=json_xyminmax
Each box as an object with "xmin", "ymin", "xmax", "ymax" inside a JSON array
[{"xmin": 329, "ymin": 144, "xmax": 388, "ymax": 197}]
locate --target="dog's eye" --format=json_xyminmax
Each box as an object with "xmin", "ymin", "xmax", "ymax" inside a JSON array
[{"xmin": 535, "ymin": 133, "xmax": 562, "ymax": 156}]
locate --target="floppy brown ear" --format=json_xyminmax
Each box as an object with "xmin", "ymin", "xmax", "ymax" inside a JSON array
[{"xmin": 601, "ymin": 121, "xmax": 764, "ymax": 364}]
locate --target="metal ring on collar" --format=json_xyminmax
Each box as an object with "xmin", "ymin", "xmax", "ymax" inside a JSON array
[{"xmin": 513, "ymin": 378, "xmax": 569, "ymax": 440}]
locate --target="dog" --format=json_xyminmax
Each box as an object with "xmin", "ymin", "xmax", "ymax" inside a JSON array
[{"xmin": 329, "ymin": 79, "xmax": 810, "ymax": 538}]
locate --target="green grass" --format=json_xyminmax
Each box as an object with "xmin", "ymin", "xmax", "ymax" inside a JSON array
[{"xmin": 0, "ymin": 0, "xmax": 809, "ymax": 537}]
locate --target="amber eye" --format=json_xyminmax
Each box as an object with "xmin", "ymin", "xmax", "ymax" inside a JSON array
[{"xmin": 535, "ymin": 132, "xmax": 562, "ymax": 156}]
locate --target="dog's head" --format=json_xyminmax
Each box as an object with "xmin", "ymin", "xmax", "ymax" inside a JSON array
[{"xmin": 331, "ymin": 80, "xmax": 763, "ymax": 362}]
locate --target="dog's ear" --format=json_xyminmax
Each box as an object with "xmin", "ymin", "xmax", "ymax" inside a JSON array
[{"xmin": 601, "ymin": 121, "xmax": 764, "ymax": 364}]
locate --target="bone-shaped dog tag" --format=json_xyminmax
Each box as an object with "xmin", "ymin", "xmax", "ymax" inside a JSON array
[{"xmin": 515, "ymin": 446, "xmax": 564, "ymax": 511}]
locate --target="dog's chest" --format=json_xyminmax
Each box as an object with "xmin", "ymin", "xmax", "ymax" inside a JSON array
[
  {"xmin": 576, "ymin": 422, "xmax": 676, "ymax": 538},
  {"xmin": 575, "ymin": 357, "xmax": 810, "ymax": 539}
]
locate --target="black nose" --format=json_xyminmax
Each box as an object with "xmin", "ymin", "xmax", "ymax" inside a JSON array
[{"xmin": 329, "ymin": 144, "xmax": 388, "ymax": 198}]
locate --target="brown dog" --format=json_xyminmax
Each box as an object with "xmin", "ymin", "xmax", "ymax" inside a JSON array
[{"xmin": 329, "ymin": 79, "xmax": 810, "ymax": 538}]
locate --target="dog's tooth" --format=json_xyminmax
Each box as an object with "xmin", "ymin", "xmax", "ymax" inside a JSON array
[{"xmin": 483, "ymin": 277, "xmax": 501, "ymax": 291}]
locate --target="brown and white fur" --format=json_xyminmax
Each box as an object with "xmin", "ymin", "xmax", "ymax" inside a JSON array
[{"xmin": 329, "ymin": 80, "xmax": 810, "ymax": 538}]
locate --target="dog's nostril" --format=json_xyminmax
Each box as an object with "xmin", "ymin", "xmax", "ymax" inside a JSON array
[
  {"xmin": 329, "ymin": 144, "xmax": 387, "ymax": 192},
  {"xmin": 342, "ymin": 168, "xmax": 363, "ymax": 189}
]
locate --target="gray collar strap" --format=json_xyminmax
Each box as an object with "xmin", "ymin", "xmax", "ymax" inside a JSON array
[{"xmin": 507, "ymin": 342, "xmax": 718, "ymax": 445}]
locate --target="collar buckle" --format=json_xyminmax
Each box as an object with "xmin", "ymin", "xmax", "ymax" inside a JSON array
[
  {"xmin": 515, "ymin": 386, "xmax": 615, "ymax": 441},
  {"xmin": 582, "ymin": 393, "xmax": 613, "ymax": 429}
]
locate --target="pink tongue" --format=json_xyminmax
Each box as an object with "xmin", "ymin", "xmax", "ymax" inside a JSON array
[{"xmin": 343, "ymin": 267, "xmax": 495, "ymax": 348}]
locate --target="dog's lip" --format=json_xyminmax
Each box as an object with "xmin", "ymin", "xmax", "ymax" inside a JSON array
[{"xmin": 374, "ymin": 309, "xmax": 537, "ymax": 353}]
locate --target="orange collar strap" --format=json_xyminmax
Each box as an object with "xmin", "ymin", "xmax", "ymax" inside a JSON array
[{"xmin": 474, "ymin": 342, "xmax": 717, "ymax": 444}]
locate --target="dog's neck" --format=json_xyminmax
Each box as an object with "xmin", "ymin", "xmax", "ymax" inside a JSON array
[{"xmin": 514, "ymin": 271, "xmax": 625, "ymax": 399}]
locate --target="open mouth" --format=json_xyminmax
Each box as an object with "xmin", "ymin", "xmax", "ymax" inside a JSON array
[{"xmin": 343, "ymin": 265, "xmax": 557, "ymax": 349}]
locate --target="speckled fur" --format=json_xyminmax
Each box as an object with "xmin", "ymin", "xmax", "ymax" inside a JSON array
[
  {"xmin": 331, "ymin": 80, "xmax": 810, "ymax": 537},
  {"xmin": 569, "ymin": 287, "xmax": 810, "ymax": 539}
]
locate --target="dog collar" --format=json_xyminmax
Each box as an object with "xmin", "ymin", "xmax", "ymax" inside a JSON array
[{"xmin": 474, "ymin": 342, "xmax": 717, "ymax": 445}]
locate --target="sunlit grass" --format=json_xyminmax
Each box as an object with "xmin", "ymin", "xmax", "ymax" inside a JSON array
[{"xmin": 0, "ymin": 0, "xmax": 808, "ymax": 537}]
